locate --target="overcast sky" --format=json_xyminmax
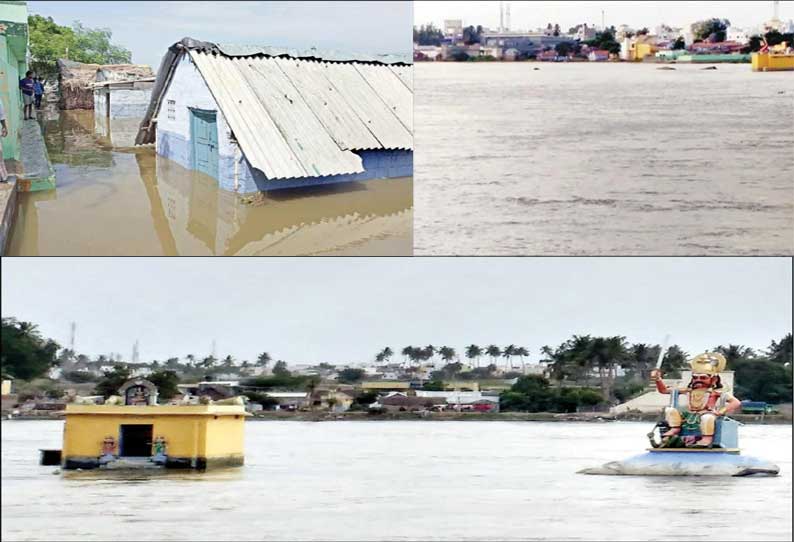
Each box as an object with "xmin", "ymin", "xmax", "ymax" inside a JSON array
[
  {"xmin": 28, "ymin": 1, "xmax": 412, "ymax": 70},
  {"xmin": 2, "ymin": 258, "xmax": 790, "ymax": 367},
  {"xmin": 415, "ymin": 1, "xmax": 794, "ymax": 32}
]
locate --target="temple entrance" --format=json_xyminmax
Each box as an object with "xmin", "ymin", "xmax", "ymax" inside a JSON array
[{"xmin": 119, "ymin": 424, "xmax": 153, "ymax": 457}]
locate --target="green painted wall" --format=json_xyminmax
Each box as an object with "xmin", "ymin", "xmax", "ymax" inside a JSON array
[{"xmin": 0, "ymin": 0, "xmax": 28, "ymax": 161}]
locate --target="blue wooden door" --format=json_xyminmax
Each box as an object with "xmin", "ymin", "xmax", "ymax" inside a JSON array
[{"xmin": 190, "ymin": 109, "xmax": 219, "ymax": 179}]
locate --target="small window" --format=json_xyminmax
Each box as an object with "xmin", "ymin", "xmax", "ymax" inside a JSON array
[{"xmin": 167, "ymin": 100, "xmax": 176, "ymax": 120}]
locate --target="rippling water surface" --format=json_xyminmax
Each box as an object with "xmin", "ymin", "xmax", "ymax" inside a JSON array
[
  {"xmin": 8, "ymin": 111, "xmax": 412, "ymax": 256},
  {"xmin": 2, "ymin": 420, "xmax": 791, "ymax": 541},
  {"xmin": 414, "ymin": 63, "xmax": 794, "ymax": 255}
]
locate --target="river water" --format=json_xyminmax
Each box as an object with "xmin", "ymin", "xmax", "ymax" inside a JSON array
[
  {"xmin": 414, "ymin": 62, "xmax": 794, "ymax": 255},
  {"xmin": 2, "ymin": 420, "xmax": 791, "ymax": 541},
  {"xmin": 7, "ymin": 111, "xmax": 412, "ymax": 256}
]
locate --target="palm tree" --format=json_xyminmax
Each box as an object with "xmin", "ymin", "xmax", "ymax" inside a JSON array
[
  {"xmin": 515, "ymin": 346, "xmax": 529, "ymax": 372},
  {"xmin": 502, "ymin": 345, "xmax": 517, "ymax": 369},
  {"xmin": 714, "ymin": 344, "xmax": 756, "ymax": 368},
  {"xmin": 257, "ymin": 352, "xmax": 272, "ymax": 369},
  {"xmin": 486, "ymin": 345, "xmax": 501, "ymax": 366},
  {"xmin": 222, "ymin": 355, "xmax": 235, "ymax": 370},
  {"xmin": 465, "ymin": 344, "xmax": 482, "ymax": 368},
  {"xmin": 439, "ymin": 346, "xmax": 456, "ymax": 364},
  {"xmin": 423, "ymin": 345, "xmax": 436, "ymax": 367},
  {"xmin": 381, "ymin": 347, "xmax": 393, "ymax": 364},
  {"xmin": 185, "ymin": 354, "xmax": 195, "ymax": 367}
]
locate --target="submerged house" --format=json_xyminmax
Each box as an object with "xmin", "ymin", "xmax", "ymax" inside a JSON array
[
  {"xmin": 93, "ymin": 69, "xmax": 155, "ymax": 147},
  {"xmin": 58, "ymin": 60, "xmax": 153, "ymax": 110},
  {"xmin": 136, "ymin": 38, "xmax": 413, "ymax": 193}
]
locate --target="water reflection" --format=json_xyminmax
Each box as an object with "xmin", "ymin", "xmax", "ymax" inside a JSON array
[{"xmin": 8, "ymin": 110, "xmax": 412, "ymax": 256}]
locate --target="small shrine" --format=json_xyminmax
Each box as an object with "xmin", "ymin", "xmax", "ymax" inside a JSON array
[{"xmin": 56, "ymin": 379, "xmax": 249, "ymax": 471}]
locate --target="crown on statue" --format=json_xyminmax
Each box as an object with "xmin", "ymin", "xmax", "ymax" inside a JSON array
[{"xmin": 690, "ymin": 352, "xmax": 726, "ymax": 375}]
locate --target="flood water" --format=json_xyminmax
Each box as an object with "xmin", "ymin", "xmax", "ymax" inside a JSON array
[
  {"xmin": 414, "ymin": 63, "xmax": 794, "ymax": 255},
  {"xmin": 2, "ymin": 420, "xmax": 791, "ymax": 541},
  {"xmin": 7, "ymin": 111, "xmax": 412, "ymax": 256}
]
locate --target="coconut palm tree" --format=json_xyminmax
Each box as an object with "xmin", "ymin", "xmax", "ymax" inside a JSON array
[
  {"xmin": 515, "ymin": 346, "xmax": 529, "ymax": 372},
  {"xmin": 502, "ymin": 345, "xmax": 517, "ymax": 369},
  {"xmin": 439, "ymin": 346, "xmax": 456, "ymax": 364},
  {"xmin": 486, "ymin": 345, "xmax": 501, "ymax": 366},
  {"xmin": 465, "ymin": 344, "xmax": 483, "ymax": 368},
  {"xmin": 256, "ymin": 352, "xmax": 272, "ymax": 369},
  {"xmin": 381, "ymin": 347, "xmax": 393, "ymax": 364}
]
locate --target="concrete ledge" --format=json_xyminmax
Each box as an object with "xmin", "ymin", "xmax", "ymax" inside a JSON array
[{"xmin": 16, "ymin": 120, "xmax": 55, "ymax": 192}]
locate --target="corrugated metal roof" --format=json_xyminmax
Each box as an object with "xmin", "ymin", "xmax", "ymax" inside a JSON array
[
  {"xmin": 320, "ymin": 61, "xmax": 413, "ymax": 150},
  {"xmin": 137, "ymin": 38, "xmax": 413, "ymax": 179},
  {"xmin": 273, "ymin": 57, "xmax": 382, "ymax": 151},
  {"xmin": 354, "ymin": 63, "xmax": 413, "ymax": 132},
  {"xmin": 215, "ymin": 43, "xmax": 411, "ymax": 65},
  {"xmin": 388, "ymin": 65, "xmax": 413, "ymax": 90}
]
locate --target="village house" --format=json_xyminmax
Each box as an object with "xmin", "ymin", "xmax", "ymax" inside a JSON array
[
  {"xmin": 136, "ymin": 38, "xmax": 413, "ymax": 194},
  {"xmin": 377, "ymin": 393, "xmax": 446, "ymax": 412},
  {"xmin": 588, "ymin": 49, "xmax": 610, "ymax": 62},
  {"xmin": 58, "ymin": 60, "xmax": 153, "ymax": 110},
  {"xmin": 263, "ymin": 391, "xmax": 309, "ymax": 411},
  {"xmin": 93, "ymin": 65, "xmax": 155, "ymax": 147}
]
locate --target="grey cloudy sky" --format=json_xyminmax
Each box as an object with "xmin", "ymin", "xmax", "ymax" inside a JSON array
[
  {"xmin": 415, "ymin": 1, "xmax": 794, "ymax": 31},
  {"xmin": 2, "ymin": 258, "xmax": 791, "ymax": 367},
  {"xmin": 28, "ymin": 1, "xmax": 412, "ymax": 70}
]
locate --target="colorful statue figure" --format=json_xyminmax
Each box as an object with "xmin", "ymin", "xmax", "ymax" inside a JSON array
[
  {"xmin": 650, "ymin": 352, "xmax": 742, "ymax": 447},
  {"xmin": 152, "ymin": 436, "xmax": 167, "ymax": 465},
  {"xmin": 99, "ymin": 436, "xmax": 117, "ymax": 465}
]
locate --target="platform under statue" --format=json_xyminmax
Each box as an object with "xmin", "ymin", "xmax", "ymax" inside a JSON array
[{"xmin": 580, "ymin": 353, "xmax": 780, "ymax": 477}]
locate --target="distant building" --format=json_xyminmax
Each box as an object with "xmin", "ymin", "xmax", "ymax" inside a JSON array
[
  {"xmin": 444, "ymin": 19, "xmax": 463, "ymax": 38},
  {"xmin": 726, "ymin": 26, "xmax": 751, "ymax": 44},
  {"xmin": 93, "ymin": 73, "xmax": 155, "ymax": 148},
  {"xmin": 1, "ymin": 379, "xmax": 12, "ymax": 396},
  {"xmin": 480, "ymin": 31, "xmax": 576, "ymax": 58},
  {"xmin": 414, "ymin": 45, "xmax": 443, "ymax": 61},
  {"xmin": 264, "ymin": 391, "xmax": 309, "ymax": 410}
]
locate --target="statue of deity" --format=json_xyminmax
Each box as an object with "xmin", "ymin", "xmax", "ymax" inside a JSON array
[{"xmin": 650, "ymin": 352, "xmax": 742, "ymax": 447}]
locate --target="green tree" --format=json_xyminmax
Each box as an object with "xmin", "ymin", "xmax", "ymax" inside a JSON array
[
  {"xmin": 714, "ymin": 344, "xmax": 756, "ymax": 368},
  {"xmin": 27, "ymin": 15, "xmax": 132, "ymax": 78},
  {"xmin": 423, "ymin": 379, "xmax": 445, "ymax": 391},
  {"xmin": 555, "ymin": 42, "xmax": 572, "ymax": 56},
  {"xmin": 690, "ymin": 18, "xmax": 730, "ymax": 42},
  {"xmin": 439, "ymin": 346, "xmax": 456, "ymax": 363},
  {"xmin": 485, "ymin": 345, "xmax": 501, "ymax": 365},
  {"xmin": 148, "ymin": 370, "xmax": 180, "ymax": 401},
  {"xmin": 94, "ymin": 365, "xmax": 131, "ymax": 398},
  {"xmin": 272, "ymin": 360, "xmax": 290, "ymax": 376},
  {"xmin": 413, "ymin": 23, "xmax": 445, "ymax": 46},
  {"xmin": 465, "ymin": 344, "xmax": 483, "ymax": 368},
  {"xmin": 337, "ymin": 367, "xmax": 365, "ymax": 383},
  {"xmin": 256, "ymin": 352, "xmax": 272, "ymax": 368},
  {"xmin": 766, "ymin": 333, "xmax": 793, "ymax": 365},
  {"xmin": 1, "ymin": 318, "xmax": 60, "ymax": 380},
  {"xmin": 672, "ymin": 36, "xmax": 686, "ymax": 50}
]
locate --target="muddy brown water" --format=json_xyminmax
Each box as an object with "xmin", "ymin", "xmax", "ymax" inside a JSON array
[
  {"xmin": 7, "ymin": 111, "xmax": 412, "ymax": 256},
  {"xmin": 414, "ymin": 62, "xmax": 794, "ymax": 255},
  {"xmin": 1, "ymin": 420, "xmax": 791, "ymax": 541}
]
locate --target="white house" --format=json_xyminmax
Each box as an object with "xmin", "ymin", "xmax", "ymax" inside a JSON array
[{"xmin": 137, "ymin": 38, "xmax": 413, "ymax": 194}]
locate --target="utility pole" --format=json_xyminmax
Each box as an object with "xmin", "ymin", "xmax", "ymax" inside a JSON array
[
  {"xmin": 499, "ymin": 1, "xmax": 504, "ymax": 32},
  {"xmin": 505, "ymin": 2, "xmax": 511, "ymax": 31},
  {"xmin": 132, "ymin": 340, "xmax": 140, "ymax": 363},
  {"xmin": 602, "ymin": 10, "xmax": 605, "ymax": 31},
  {"xmin": 69, "ymin": 321, "xmax": 76, "ymax": 351}
]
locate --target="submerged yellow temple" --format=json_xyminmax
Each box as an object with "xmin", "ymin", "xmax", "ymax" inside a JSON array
[{"xmin": 59, "ymin": 378, "xmax": 248, "ymax": 470}]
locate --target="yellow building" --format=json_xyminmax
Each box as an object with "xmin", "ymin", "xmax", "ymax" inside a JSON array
[
  {"xmin": 752, "ymin": 43, "xmax": 794, "ymax": 72},
  {"xmin": 360, "ymin": 381, "xmax": 413, "ymax": 391},
  {"xmin": 632, "ymin": 42, "xmax": 657, "ymax": 61},
  {"xmin": 61, "ymin": 403, "xmax": 248, "ymax": 470}
]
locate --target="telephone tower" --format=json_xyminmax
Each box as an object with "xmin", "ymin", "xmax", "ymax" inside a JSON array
[
  {"xmin": 499, "ymin": 1, "xmax": 504, "ymax": 32},
  {"xmin": 132, "ymin": 340, "xmax": 140, "ymax": 363},
  {"xmin": 69, "ymin": 321, "xmax": 76, "ymax": 351},
  {"xmin": 505, "ymin": 2, "xmax": 511, "ymax": 31}
]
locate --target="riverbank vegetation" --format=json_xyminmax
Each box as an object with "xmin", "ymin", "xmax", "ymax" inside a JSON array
[
  {"xmin": 27, "ymin": 14, "xmax": 132, "ymax": 77},
  {"xmin": 2, "ymin": 316, "xmax": 791, "ymax": 410}
]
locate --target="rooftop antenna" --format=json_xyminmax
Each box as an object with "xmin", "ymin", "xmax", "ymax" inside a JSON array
[
  {"xmin": 506, "ymin": 2, "xmax": 511, "ymax": 31},
  {"xmin": 500, "ymin": 1, "xmax": 504, "ymax": 32},
  {"xmin": 69, "ymin": 321, "xmax": 76, "ymax": 351},
  {"xmin": 132, "ymin": 340, "xmax": 140, "ymax": 363}
]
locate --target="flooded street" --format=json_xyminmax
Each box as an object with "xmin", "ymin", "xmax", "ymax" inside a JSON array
[
  {"xmin": 414, "ymin": 63, "xmax": 794, "ymax": 255},
  {"xmin": 7, "ymin": 111, "xmax": 412, "ymax": 256},
  {"xmin": 2, "ymin": 420, "xmax": 791, "ymax": 541}
]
